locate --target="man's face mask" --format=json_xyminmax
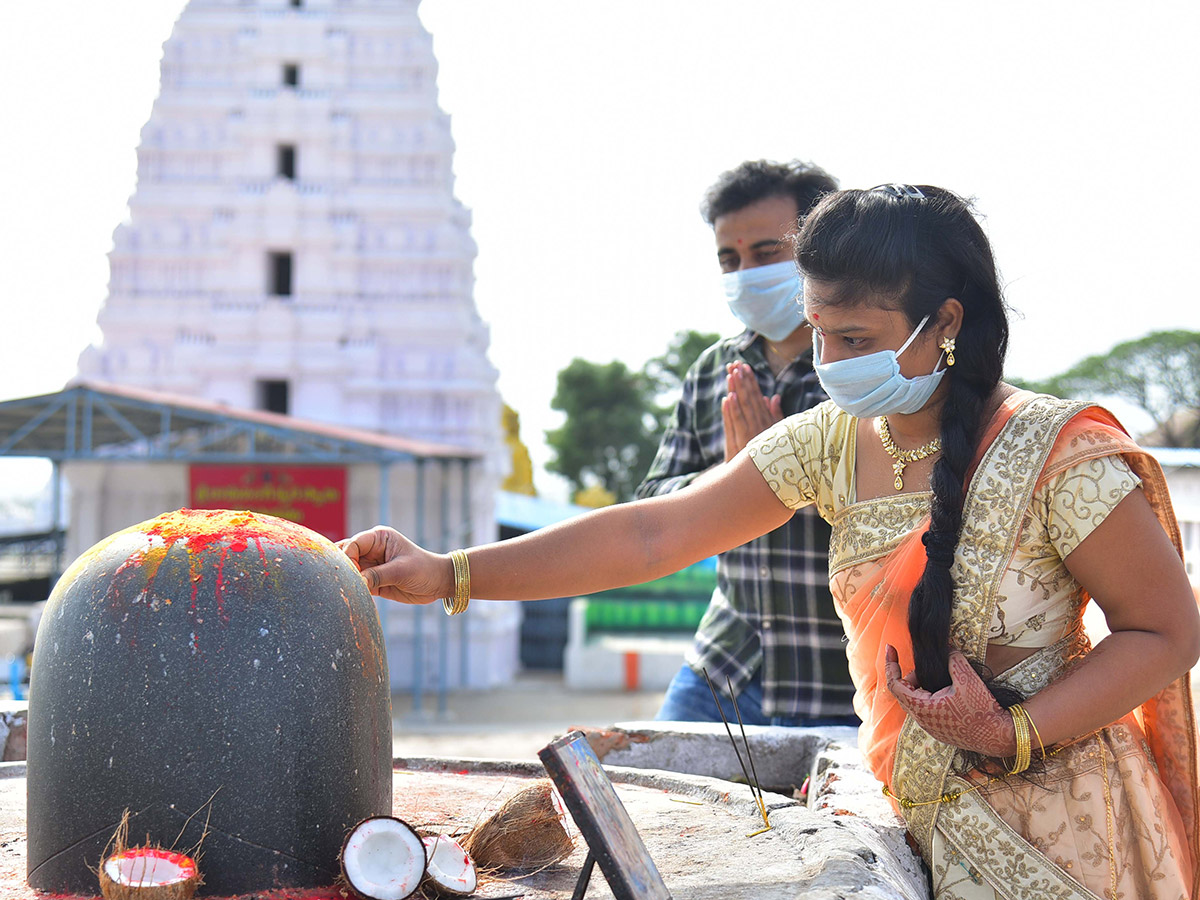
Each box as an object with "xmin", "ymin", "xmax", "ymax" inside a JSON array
[{"xmin": 721, "ymin": 261, "xmax": 804, "ymax": 341}]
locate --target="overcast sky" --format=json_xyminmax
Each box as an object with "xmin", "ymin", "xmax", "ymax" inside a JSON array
[{"xmin": 1, "ymin": 1, "xmax": 1197, "ymax": 503}]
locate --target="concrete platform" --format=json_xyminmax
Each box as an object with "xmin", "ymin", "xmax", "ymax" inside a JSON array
[
  {"xmin": 3, "ymin": 673, "xmax": 930, "ymax": 897},
  {"xmin": 0, "ymin": 755, "xmax": 927, "ymax": 899}
]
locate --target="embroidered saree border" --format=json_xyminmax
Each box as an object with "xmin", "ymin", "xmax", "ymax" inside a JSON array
[
  {"xmin": 892, "ymin": 394, "xmax": 1088, "ymax": 858},
  {"xmin": 937, "ymin": 786, "xmax": 1099, "ymax": 900},
  {"xmin": 830, "ymin": 492, "xmax": 932, "ymax": 574}
]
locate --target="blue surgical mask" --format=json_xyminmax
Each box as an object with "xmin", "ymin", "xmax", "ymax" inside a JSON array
[
  {"xmin": 722, "ymin": 261, "xmax": 803, "ymax": 341},
  {"xmin": 812, "ymin": 315, "xmax": 946, "ymax": 417}
]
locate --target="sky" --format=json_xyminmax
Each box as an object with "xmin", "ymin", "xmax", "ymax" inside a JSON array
[{"xmin": 1, "ymin": 1, "xmax": 1198, "ymax": 506}]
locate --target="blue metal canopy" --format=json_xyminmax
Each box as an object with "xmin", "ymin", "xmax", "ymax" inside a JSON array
[{"xmin": 0, "ymin": 381, "xmax": 477, "ymax": 464}]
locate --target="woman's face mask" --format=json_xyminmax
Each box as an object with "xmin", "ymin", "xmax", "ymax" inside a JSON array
[
  {"xmin": 721, "ymin": 261, "xmax": 804, "ymax": 341},
  {"xmin": 812, "ymin": 314, "xmax": 946, "ymax": 418}
]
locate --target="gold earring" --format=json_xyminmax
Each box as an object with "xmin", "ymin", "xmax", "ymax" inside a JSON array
[{"xmin": 940, "ymin": 336, "xmax": 956, "ymax": 366}]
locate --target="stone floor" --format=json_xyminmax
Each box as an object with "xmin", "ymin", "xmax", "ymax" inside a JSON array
[{"xmin": 390, "ymin": 671, "xmax": 667, "ymax": 762}]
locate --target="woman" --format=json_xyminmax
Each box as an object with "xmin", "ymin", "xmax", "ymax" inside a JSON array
[{"xmin": 341, "ymin": 185, "xmax": 1200, "ymax": 899}]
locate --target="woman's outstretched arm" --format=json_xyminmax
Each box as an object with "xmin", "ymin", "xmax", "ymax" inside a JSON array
[{"xmin": 340, "ymin": 450, "xmax": 794, "ymax": 605}]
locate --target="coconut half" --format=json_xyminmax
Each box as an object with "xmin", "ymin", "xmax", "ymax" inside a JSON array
[
  {"xmin": 98, "ymin": 847, "xmax": 200, "ymax": 900},
  {"xmin": 340, "ymin": 816, "xmax": 427, "ymax": 900},
  {"xmin": 421, "ymin": 835, "xmax": 477, "ymax": 897},
  {"xmin": 462, "ymin": 779, "xmax": 574, "ymax": 870}
]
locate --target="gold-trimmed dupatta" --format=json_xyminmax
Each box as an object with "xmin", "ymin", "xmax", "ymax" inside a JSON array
[{"xmin": 839, "ymin": 392, "xmax": 1200, "ymax": 898}]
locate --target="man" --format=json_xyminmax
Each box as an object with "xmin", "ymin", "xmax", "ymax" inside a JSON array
[{"xmin": 636, "ymin": 159, "xmax": 857, "ymax": 727}]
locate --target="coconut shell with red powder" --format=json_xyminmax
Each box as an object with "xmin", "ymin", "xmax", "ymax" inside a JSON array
[{"xmin": 99, "ymin": 846, "xmax": 200, "ymax": 900}]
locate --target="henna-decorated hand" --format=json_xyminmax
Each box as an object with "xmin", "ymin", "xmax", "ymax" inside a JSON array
[{"xmin": 884, "ymin": 645, "xmax": 1017, "ymax": 757}]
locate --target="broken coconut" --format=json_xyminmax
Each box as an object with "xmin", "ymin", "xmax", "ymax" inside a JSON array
[
  {"xmin": 98, "ymin": 847, "xmax": 200, "ymax": 900},
  {"xmin": 421, "ymin": 835, "xmax": 477, "ymax": 896},
  {"xmin": 461, "ymin": 779, "xmax": 574, "ymax": 870},
  {"xmin": 340, "ymin": 816, "xmax": 427, "ymax": 900}
]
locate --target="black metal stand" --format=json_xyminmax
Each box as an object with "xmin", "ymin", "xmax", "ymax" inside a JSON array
[{"xmin": 570, "ymin": 850, "xmax": 597, "ymax": 900}]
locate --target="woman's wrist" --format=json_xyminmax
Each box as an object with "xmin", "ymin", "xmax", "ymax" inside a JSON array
[
  {"xmin": 998, "ymin": 708, "xmax": 1019, "ymax": 757},
  {"xmin": 434, "ymin": 552, "xmax": 456, "ymax": 600}
]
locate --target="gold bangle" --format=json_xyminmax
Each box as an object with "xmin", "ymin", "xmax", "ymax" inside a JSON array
[
  {"xmin": 441, "ymin": 549, "xmax": 470, "ymax": 616},
  {"xmin": 1025, "ymin": 706, "xmax": 1046, "ymax": 760},
  {"xmin": 1015, "ymin": 705, "xmax": 1032, "ymax": 773},
  {"xmin": 1008, "ymin": 704, "xmax": 1032, "ymax": 775}
]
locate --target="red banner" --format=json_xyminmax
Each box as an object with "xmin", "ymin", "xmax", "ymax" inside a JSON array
[{"xmin": 188, "ymin": 466, "xmax": 347, "ymax": 541}]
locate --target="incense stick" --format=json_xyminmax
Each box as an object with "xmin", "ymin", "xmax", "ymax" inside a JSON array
[
  {"xmin": 701, "ymin": 668, "xmax": 770, "ymax": 830},
  {"xmin": 728, "ymin": 675, "xmax": 771, "ymax": 829}
]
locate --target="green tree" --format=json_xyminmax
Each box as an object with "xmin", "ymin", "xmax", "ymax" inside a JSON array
[
  {"xmin": 1017, "ymin": 330, "xmax": 1200, "ymax": 447},
  {"xmin": 644, "ymin": 329, "xmax": 721, "ymax": 397},
  {"xmin": 642, "ymin": 329, "xmax": 720, "ymax": 435},
  {"xmin": 545, "ymin": 331, "xmax": 722, "ymax": 502},
  {"xmin": 545, "ymin": 359, "xmax": 662, "ymax": 502}
]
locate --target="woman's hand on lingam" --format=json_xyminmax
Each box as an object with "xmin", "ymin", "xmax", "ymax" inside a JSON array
[
  {"xmin": 338, "ymin": 526, "xmax": 448, "ymax": 605},
  {"xmin": 884, "ymin": 645, "xmax": 1016, "ymax": 757}
]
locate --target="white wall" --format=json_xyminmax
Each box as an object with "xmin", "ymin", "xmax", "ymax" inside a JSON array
[{"xmin": 1163, "ymin": 467, "xmax": 1200, "ymax": 582}]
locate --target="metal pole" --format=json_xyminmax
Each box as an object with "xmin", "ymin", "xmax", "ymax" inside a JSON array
[
  {"xmin": 459, "ymin": 458, "xmax": 471, "ymax": 688},
  {"xmin": 412, "ymin": 459, "xmax": 426, "ymax": 716},
  {"xmin": 377, "ymin": 461, "xmax": 390, "ymax": 659},
  {"xmin": 436, "ymin": 459, "xmax": 451, "ymax": 716},
  {"xmin": 51, "ymin": 460, "xmax": 64, "ymax": 587}
]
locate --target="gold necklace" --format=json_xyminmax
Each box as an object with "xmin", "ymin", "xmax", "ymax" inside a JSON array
[{"xmin": 878, "ymin": 416, "xmax": 941, "ymax": 490}]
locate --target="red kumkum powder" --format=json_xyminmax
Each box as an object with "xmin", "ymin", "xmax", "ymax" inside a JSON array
[{"xmin": 141, "ymin": 508, "xmax": 333, "ymax": 556}]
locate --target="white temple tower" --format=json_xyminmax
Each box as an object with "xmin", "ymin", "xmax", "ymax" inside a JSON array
[
  {"xmin": 78, "ymin": 0, "xmax": 500, "ymax": 454},
  {"xmin": 72, "ymin": 0, "xmax": 515, "ymax": 690}
]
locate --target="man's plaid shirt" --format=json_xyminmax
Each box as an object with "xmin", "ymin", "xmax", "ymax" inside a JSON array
[{"xmin": 636, "ymin": 330, "xmax": 856, "ymax": 718}]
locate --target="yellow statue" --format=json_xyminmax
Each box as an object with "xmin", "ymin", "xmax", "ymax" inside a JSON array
[
  {"xmin": 573, "ymin": 484, "xmax": 616, "ymax": 508},
  {"xmin": 501, "ymin": 404, "xmax": 536, "ymax": 496}
]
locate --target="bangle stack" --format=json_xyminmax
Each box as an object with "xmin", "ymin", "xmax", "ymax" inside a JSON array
[
  {"xmin": 884, "ymin": 705, "xmax": 1055, "ymax": 809},
  {"xmin": 442, "ymin": 549, "xmax": 471, "ymax": 616},
  {"xmin": 1007, "ymin": 703, "xmax": 1043, "ymax": 775}
]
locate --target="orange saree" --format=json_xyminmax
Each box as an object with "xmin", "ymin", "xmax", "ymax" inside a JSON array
[{"xmin": 846, "ymin": 394, "xmax": 1200, "ymax": 898}]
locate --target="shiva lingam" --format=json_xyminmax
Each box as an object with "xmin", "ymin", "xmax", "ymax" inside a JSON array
[{"xmin": 26, "ymin": 508, "xmax": 392, "ymax": 896}]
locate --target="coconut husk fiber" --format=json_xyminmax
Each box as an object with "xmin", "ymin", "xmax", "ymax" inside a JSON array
[
  {"xmin": 460, "ymin": 780, "xmax": 574, "ymax": 870},
  {"xmin": 96, "ymin": 810, "xmax": 202, "ymax": 900}
]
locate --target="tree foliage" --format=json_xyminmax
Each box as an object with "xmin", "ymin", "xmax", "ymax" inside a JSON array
[
  {"xmin": 545, "ymin": 359, "xmax": 662, "ymax": 502},
  {"xmin": 1019, "ymin": 330, "xmax": 1200, "ymax": 447},
  {"xmin": 546, "ymin": 330, "xmax": 718, "ymax": 502},
  {"xmin": 644, "ymin": 330, "xmax": 721, "ymax": 398}
]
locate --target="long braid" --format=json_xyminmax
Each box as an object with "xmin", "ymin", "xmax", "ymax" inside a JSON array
[
  {"xmin": 908, "ymin": 373, "xmax": 986, "ymax": 692},
  {"xmin": 907, "ymin": 238, "xmax": 1007, "ymax": 693}
]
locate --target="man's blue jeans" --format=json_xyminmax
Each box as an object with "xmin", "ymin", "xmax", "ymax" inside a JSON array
[{"xmin": 655, "ymin": 663, "xmax": 859, "ymax": 728}]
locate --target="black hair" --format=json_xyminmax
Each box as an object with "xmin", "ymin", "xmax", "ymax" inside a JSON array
[
  {"xmin": 700, "ymin": 160, "xmax": 838, "ymax": 226},
  {"xmin": 793, "ymin": 186, "xmax": 1010, "ymax": 694}
]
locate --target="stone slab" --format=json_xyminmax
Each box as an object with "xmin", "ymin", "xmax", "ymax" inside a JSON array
[
  {"xmin": 0, "ymin": 753, "xmax": 928, "ymax": 899},
  {"xmin": 575, "ymin": 720, "xmax": 859, "ymax": 795}
]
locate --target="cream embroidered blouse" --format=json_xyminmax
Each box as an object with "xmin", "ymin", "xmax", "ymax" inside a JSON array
[{"xmin": 748, "ymin": 400, "xmax": 1140, "ymax": 650}]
